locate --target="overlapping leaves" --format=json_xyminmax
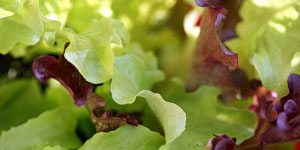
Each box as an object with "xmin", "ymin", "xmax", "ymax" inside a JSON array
[
  {"xmin": 160, "ymin": 80, "xmax": 257, "ymax": 150},
  {"xmin": 111, "ymin": 53, "xmax": 186, "ymax": 146},
  {"xmin": 0, "ymin": 107, "xmax": 81, "ymax": 150},
  {"xmin": 186, "ymin": 6, "xmax": 239, "ymax": 100},
  {"xmin": 226, "ymin": 0, "xmax": 300, "ymax": 97},
  {"xmin": 0, "ymin": 0, "xmax": 43, "ymax": 54}
]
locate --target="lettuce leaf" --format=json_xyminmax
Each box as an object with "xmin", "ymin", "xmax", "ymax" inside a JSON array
[
  {"xmin": 186, "ymin": 7, "xmax": 238, "ymax": 100},
  {"xmin": 0, "ymin": 107, "xmax": 81, "ymax": 150},
  {"xmin": 111, "ymin": 54, "xmax": 164, "ymax": 104},
  {"xmin": 0, "ymin": 0, "xmax": 43, "ymax": 54},
  {"xmin": 226, "ymin": 0, "xmax": 300, "ymax": 97},
  {"xmin": 161, "ymin": 79, "xmax": 257, "ymax": 149},
  {"xmin": 111, "ymin": 53, "xmax": 185, "ymax": 145},
  {"xmin": 44, "ymin": 145, "xmax": 67, "ymax": 150},
  {"xmin": 79, "ymin": 125, "xmax": 164, "ymax": 150},
  {"xmin": 0, "ymin": 79, "xmax": 53, "ymax": 132},
  {"xmin": 39, "ymin": 0, "xmax": 71, "ymax": 26},
  {"xmin": 60, "ymin": 18, "xmax": 129, "ymax": 84}
]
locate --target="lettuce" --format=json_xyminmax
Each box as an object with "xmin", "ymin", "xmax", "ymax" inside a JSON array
[
  {"xmin": 226, "ymin": 0, "xmax": 300, "ymax": 97},
  {"xmin": 0, "ymin": 107, "xmax": 81, "ymax": 150},
  {"xmin": 2, "ymin": 0, "xmax": 300, "ymax": 149}
]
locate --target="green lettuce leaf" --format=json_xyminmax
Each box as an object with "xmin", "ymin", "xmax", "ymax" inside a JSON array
[
  {"xmin": 111, "ymin": 53, "xmax": 164, "ymax": 104},
  {"xmin": 0, "ymin": 0, "xmax": 43, "ymax": 54},
  {"xmin": 0, "ymin": 79, "xmax": 52, "ymax": 132},
  {"xmin": 111, "ymin": 54, "xmax": 185, "ymax": 145},
  {"xmin": 160, "ymin": 79, "xmax": 257, "ymax": 150},
  {"xmin": 110, "ymin": 0, "xmax": 181, "ymax": 52},
  {"xmin": 65, "ymin": 0, "xmax": 102, "ymax": 33},
  {"xmin": 39, "ymin": 0, "xmax": 71, "ymax": 26},
  {"xmin": 58, "ymin": 17, "xmax": 129, "ymax": 84},
  {"xmin": 226, "ymin": 0, "xmax": 300, "ymax": 96},
  {"xmin": 44, "ymin": 145, "xmax": 67, "ymax": 150},
  {"xmin": 45, "ymin": 79, "xmax": 96, "ymax": 139},
  {"xmin": 79, "ymin": 125, "xmax": 164, "ymax": 150},
  {"xmin": 0, "ymin": 107, "xmax": 81, "ymax": 150}
]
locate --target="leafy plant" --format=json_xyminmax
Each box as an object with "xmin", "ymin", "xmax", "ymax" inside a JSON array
[{"xmin": 1, "ymin": 0, "xmax": 300, "ymax": 150}]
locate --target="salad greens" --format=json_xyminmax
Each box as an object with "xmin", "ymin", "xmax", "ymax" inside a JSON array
[{"xmin": 1, "ymin": 0, "xmax": 300, "ymax": 150}]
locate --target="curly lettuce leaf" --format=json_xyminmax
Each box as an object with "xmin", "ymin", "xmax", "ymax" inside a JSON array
[
  {"xmin": 111, "ymin": 54, "xmax": 185, "ymax": 145},
  {"xmin": 79, "ymin": 125, "xmax": 164, "ymax": 150},
  {"xmin": 226, "ymin": 0, "xmax": 300, "ymax": 97},
  {"xmin": 33, "ymin": 51, "xmax": 92, "ymax": 107},
  {"xmin": 161, "ymin": 79, "xmax": 257, "ymax": 150},
  {"xmin": 137, "ymin": 90, "xmax": 186, "ymax": 144},
  {"xmin": 0, "ymin": 107, "xmax": 81, "ymax": 150},
  {"xmin": 111, "ymin": 54, "xmax": 164, "ymax": 104},
  {"xmin": 259, "ymin": 74, "xmax": 300, "ymax": 150},
  {"xmin": 186, "ymin": 7, "xmax": 238, "ymax": 100},
  {"xmin": 0, "ymin": 0, "xmax": 43, "ymax": 54},
  {"xmin": 60, "ymin": 17, "xmax": 129, "ymax": 84}
]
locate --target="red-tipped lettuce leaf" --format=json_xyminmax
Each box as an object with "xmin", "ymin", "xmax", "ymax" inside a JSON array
[
  {"xmin": 186, "ymin": 7, "xmax": 238, "ymax": 99},
  {"xmin": 259, "ymin": 74, "xmax": 300, "ymax": 150},
  {"xmin": 32, "ymin": 43, "xmax": 138, "ymax": 131},
  {"xmin": 195, "ymin": 0, "xmax": 243, "ymax": 41},
  {"xmin": 212, "ymin": 134, "xmax": 236, "ymax": 150},
  {"xmin": 33, "ymin": 43, "xmax": 91, "ymax": 107}
]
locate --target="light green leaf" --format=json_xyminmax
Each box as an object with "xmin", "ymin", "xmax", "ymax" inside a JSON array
[
  {"xmin": 95, "ymin": 81, "xmax": 147, "ymax": 113},
  {"xmin": 0, "ymin": 8, "xmax": 14, "ymax": 19},
  {"xmin": 111, "ymin": 54, "xmax": 164, "ymax": 104},
  {"xmin": 43, "ymin": 19, "xmax": 61, "ymax": 45},
  {"xmin": 111, "ymin": 54, "xmax": 184, "ymax": 145},
  {"xmin": 0, "ymin": 0, "xmax": 44, "ymax": 54},
  {"xmin": 226, "ymin": 0, "xmax": 300, "ymax": 96},
  {"xmin": 0, "ymin": 79, "xmax": 53, "ymax": 132},
  {"xmin": 0, "ymin": 107, "xmax": 81, "ymax": 150},
  {"xmin": 44, "ymin": 145, "xmax": 67, "ymax": 150},
  {"xmin": 138, "ymin": 90, "xmax": 186, "ymax": 144},
  {"xmin": 111, "ymin": 54, "xmax": 146, "ymax": 104},
  {"xmin": 79, "ymin": 125, "xmax": 164, "ymax": 150},
  {"xmin": 66, "ymin": 0, "xmax": 103, "ymax": 33},
  {"xmin": 161, "ymin": 79, "xmax": 257, "ymax": 150},
  {"xmin": 59, "ymin": 17, "xmax": 129, "ymax": 84},
  {"xmin": 39, "ymin": 0, "xmax": 71, "ymax": 26}
]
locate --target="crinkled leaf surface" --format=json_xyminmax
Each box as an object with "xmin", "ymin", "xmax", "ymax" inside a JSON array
[
  {"xmin": 195, "ymin": 0, "xmax": 243, "ymax": 41},
  {"xmin": 33, "ymin": 50, "xmax": 94, "ymax": 107},
  {"xmin": 61, "ymin": 18, "xmax": 129, "ymax": 84},
  {"xmin": 161, "ymin": 80, "xmax": 257, "ymax": 150},
  {"xmin": 0, "ymin": 107, "xmax": 81, "ymax": 150},
  {"xmin": 226, "ymin": 0, "xmax": 300, "ymax": 97},
  {"xmin": 111, "ymin": 54, "xmax": 185, "ymax": 144},
  {"xmin": 0, "ymin": 0, "xmax": 44, "ymax": 54},
  {"xmin": 0, "ymin": 79, "xmax": 52, "ymax": 132},
  {"xmin": 186, "ymin": 7, "xmax": 238, "ymax": 99},
  {"xmin": 79, "ymin": 125, "xmax": 164, "ymax": 150}
]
